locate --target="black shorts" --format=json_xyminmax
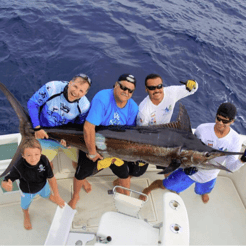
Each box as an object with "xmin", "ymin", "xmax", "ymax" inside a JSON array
[
  {"xmin": 75, "ymin": 151, "xmax": 99, "ymax": 180},
  {"xmin": 75, "ymin": 151, "xmax": 130, "ymax": 180},
  {"xmin": 75, "ymin": 151, "xmax": 149, "ymax": 180},
  {"xmin": 127, "ymin": 162, "xmax": 149, "ymax": 177},
  {"xmin": 110, "ymin": 161, "xmax": 149, "ymax": 178}
]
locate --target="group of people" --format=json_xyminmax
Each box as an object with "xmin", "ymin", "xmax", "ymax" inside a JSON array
[{"xmin": 1, "ymin": 72, "xmax": 246, "ymax": 230}]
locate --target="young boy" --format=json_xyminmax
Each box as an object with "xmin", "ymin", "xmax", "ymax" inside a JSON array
[{"xmin": 1, "ymin": 138, "xmax": 65, "ymax": 230}]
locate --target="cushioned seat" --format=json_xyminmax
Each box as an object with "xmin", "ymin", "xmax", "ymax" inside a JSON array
[
  {"xmin": 95, "ymin": 211, "xmax": 159, "ymax": 245},
  {"xmin": 96, "ymin": 188, "xmax": 189, "ymax": 245}
]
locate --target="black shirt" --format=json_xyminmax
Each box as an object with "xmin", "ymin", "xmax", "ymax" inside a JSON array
[{"xmin": 4, "ymin": 155, "xmax": 54, "ymax": 194}]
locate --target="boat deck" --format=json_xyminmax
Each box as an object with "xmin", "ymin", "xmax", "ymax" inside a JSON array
[
  {"xmin": 0, "ymin": 168, "xmax": 246, "ymax": 245},
  {"xmin": 0, "ymin": 133, "xmax": 246, "ymax": 245}
]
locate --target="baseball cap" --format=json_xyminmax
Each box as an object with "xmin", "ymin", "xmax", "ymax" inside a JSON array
[
  {"xmin": 217, "ymin": 102, "xmax": 237, "ymax": 120},
  {"xmin": 118, "ymin": 74, "xmax": 136, "ymax": 86}
]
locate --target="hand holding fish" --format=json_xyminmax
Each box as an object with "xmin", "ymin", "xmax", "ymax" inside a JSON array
[
  {"xmin": 184, "ymin": 167, "xmax": 198, "ymax": 175},
  {"xmin": 34, "ymin": 126, "xmax": 49, "ymax": 139},
  {"xmin": 1, "ymin": 179, "xmax": 13, "ymax": 192},
  {"xmin": 60, "ymin": 139, "xmax": 70, "ymax": 148},
  {"xmin": 240, "ymin": 149, "xmax": 246, "ymax": 162},
  {"xmin": 87, "ymin": 152, "xmax": 103, "ymax": 162}
]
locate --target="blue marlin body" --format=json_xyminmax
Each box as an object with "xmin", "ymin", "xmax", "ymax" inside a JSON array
[{"xmin": 0, "ymin": 82, "xmax": 243, "ymax": 178}]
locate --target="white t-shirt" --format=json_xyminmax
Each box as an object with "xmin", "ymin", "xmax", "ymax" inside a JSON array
[
  {"xmin": 190, "ymin": 123, "xmax": 244, "ymax": 183},
  {"xmin": 137, "ymin": 84, "xmax": 198, "ymax": 126}
]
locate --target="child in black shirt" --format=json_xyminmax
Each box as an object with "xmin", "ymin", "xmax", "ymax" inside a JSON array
[{"xmin": 1, "ymin": 138, "xmax": 65, "ymax": 230}]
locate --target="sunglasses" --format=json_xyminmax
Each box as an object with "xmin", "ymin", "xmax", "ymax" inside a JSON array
[
  {"xmin": 146, "ymin": 84, "xmax": 163, "ymax": 90},
  {"xmin": 118, "ymin": 82, "xmax": 134, "ymax": 94},
  {"xmin": 216, "ymin": 116, "xmax": 232, "ymax": 124},
  {"xmin": 76, "ymin": 73, "xmax": 92, "ymax": 85}
]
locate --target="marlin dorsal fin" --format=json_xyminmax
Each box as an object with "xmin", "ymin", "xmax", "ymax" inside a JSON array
[
  {"xmin": 154, "ymin": 103, "xmax": 192, "ymax": 132},
  {"xmin": 176, "ymin": 103, "xmax": 192, "ymax": 132},
  {"xmin": 0, "ymin": 82, "xmax": 33, "ymax": 137}
]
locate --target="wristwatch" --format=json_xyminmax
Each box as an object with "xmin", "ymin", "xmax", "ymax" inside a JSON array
[{"xmin": 88, "ymin": 153, "xmax": 97, "ymax": 159}]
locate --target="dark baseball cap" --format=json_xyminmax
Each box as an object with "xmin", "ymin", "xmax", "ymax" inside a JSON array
[
  {"xmin": 217, "ymin": 102, "xmax": 237, "ymax": 119},
  {"xmin": 118, "ymin": 74, "xmax": 136, "ymax": 86}
]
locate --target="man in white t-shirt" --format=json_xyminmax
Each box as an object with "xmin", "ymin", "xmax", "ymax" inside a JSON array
[
  {"xmin": 133, "ymin": 74, "xmax": 198, "ymax": 177},
  {"xmin": 139, "ymin": 102, "xmax": 246, "ymax": 203},
  {"xmin": 137, "ymin": 74, "xmax": 198, "ymax": 126}
]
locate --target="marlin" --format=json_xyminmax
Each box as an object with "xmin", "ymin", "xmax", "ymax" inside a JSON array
[{"xmin": 0, "ymin": 82, "xmax": 243, "ymax": 178}]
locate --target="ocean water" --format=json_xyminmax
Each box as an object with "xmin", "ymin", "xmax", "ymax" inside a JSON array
[{"xmin": 0, "ymin": 0, "xmax": 246, "ymax": 135}]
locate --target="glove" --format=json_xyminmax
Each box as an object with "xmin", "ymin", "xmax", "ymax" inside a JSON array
[
  {"xmin": 184, "ymin": 167, "xmax": 198, "ymax": 175},
  {"xmin": 97, "ymin": 157, "xmax": 124, "ymax": 170},
  {"xmin": 136, "ymin": 161, "xmax": 148, "ymax": 167},
  {"xmin": 240, "ymin": 149, "xmax": 246, "ymax": 162},
  {"xmin": 185, "ymin": 80, "xmax": 197, "ymax": 92}
]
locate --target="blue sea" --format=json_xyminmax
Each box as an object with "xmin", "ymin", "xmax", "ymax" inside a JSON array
[{"xmin": 0, "ymin": 0, "xmax": 246, "ymax": 135}]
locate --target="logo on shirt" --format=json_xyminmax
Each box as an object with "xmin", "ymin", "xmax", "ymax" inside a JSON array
[
  {"xmin": 48, "ymin": 111, "xmax": 66, "ymax": 125},
  {"xmin": 52, "ymin": 106, "xmax": 59, "ymax": 112},
  {"xmin": 149, "ymin": 112, "xmax": 156, "ymax": 125},
  {"xmin": 109, "ymin": 112, "xmax": 121, "ymax": 125},
  {"xmin": 39, "ymin": 92, "xmax": 47, "ymax": 99},
  {"xmin": 38, "ymin": 164, "xmax": 45, "ymax": 172},
  {"xmin": 164, "ymin": 105, "xmax": 172, "ymax": 114},
  {"xmin": 60, "ymin": 103, "xmax": 70, "ymax": 114},
  {"xmin": 207, "ymin": 140, "xmax": 214, "ymax": 147},
  {"xmin": 218, "ymin": 147, "xmax": 228, "ymax": 152},
  {"xmin": 38, "ymin": 92, "xmax": 48, "ymax": 104}
]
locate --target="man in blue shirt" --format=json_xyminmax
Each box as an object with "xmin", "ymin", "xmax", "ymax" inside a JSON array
[
  {"xmin": 68, "ymin": 74, "xmax": 138, "ymax": 209},
  {"xmin": 27, "ymin": 74, "xmax": 91, "ymax": 169}
]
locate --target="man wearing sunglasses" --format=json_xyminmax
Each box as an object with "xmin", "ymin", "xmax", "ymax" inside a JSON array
[
  {"xmin": 137, "ymin": 74, "xmax": 198, "ymax": 126},
  {"xmin": 27, "ymin": 73, "xmax": 91, "ymax": 170},
  {"xmin": 68, "ymin": 74, "xmax": 138, "ymax": 209},
  {"xmin": 140, "ymin": 102, "xmax": 246, "ymax": 204},
  {"xmin": 134, "ymin": 74, "xmax": 198, "ymax": 177}
]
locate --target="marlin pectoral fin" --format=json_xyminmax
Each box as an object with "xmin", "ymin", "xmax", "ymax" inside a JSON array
[
  {"xmin": 215, "ymin": 162, "xmax": 232, "ymax": 173},
  {"xmin": 157, "ymin": 159, "xmax": 181, "ymax": 174}
]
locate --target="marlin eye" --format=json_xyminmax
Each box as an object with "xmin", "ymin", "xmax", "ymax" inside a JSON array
[{"xmin": 204, "ymin": 152, "xmax": 211, "ymax": 157}]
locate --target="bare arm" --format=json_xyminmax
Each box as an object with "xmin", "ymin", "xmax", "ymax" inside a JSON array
[
  {"xmin": 48, "ymin": 177, "xmax": 65, "ymax": 208},
  {"xmin": 83, "ymin": 120, "xmax": 103, "ymax": 161}
]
